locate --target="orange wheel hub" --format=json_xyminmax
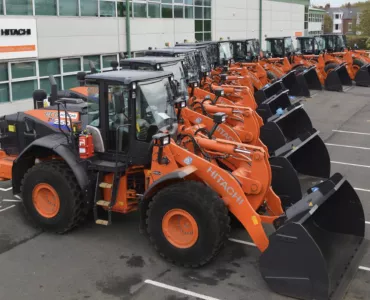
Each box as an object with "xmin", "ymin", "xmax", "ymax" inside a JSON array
[
  {"xmin": 162, "ymin": 209, "xmax": 199, "ymax": 249},
  {"xmin": 32, "ymin": 183, "xmax": 60, "ymax": 218}
]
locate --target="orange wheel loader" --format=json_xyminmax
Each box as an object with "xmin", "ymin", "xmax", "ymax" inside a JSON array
[{"xmin": 0, "ymin": 69, "xmax": 365, "ymax": 300}]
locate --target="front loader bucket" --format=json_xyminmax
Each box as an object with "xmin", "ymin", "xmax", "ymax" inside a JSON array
[
  {"xmin": 254, "ymin": 80, "xmax": 285, "ymax": 105},
  {"xmin": 325, "ymin": 64, "xmax": 352, "ymax": 91},
  {"xmin": 354, "ymin": 64, "xmax": 370, "ymax": 87},
  {"xmin": 260, "ymin": 174, "xmax": 366, "ymax": 300},
  {"xmin": 299, "ymin": 66, "xmax": 322, "ymax": 91},
  {"xmin": 280, "ymin": 70, "xmax": 300, "ymax": 96},
  {"xmin": 256, "ymin": 90, "xmax": 291, "ymax": 123}
]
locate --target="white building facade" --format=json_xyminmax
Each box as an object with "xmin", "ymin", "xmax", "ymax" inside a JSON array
[{"xmin": 0, "ymin": 0, "xmax": 307, "ymax": 113}]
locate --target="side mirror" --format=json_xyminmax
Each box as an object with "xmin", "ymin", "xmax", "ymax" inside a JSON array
[
  {"xmin": 32, "ymin": 89, "xmax": 48, "ymax": 109},
  {"xmin": 77, "ymin": 72, "xmax": 86, "ymax": 86},
  {"xmin": 111, "ymin": 61, "xmax": 119, "ymax": 71},
  {"xmin": 174, "ymin": 98, "xmax": 187, "ymax": 109}
]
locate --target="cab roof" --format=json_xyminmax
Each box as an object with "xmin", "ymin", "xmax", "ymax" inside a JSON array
[
  {"xmin": 145, "ymin": 47, "xmax": 196, "ymax": 56},
  {"xmin": 265, "ymin": 37, "xmax": 291, "ymax": 40},
  {"xmin": 85, "ymin": 69, "xmax": 173, "ymax": 85},
  {"xmin": 120, "ymin": 56, "xmax": 183, "ymax": 67}
]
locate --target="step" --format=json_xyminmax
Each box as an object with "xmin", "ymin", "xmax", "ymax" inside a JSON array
[
  {"xmin": 96, "ymin": 200, "xmax": 110, "ymax": 207},
  {"xmin": 96, "ymin": 219, "xmax": 109, "ymax": 226},
  {"xmin": 99, "ymin": 182, "xmax": 113, "ymax": 189}
]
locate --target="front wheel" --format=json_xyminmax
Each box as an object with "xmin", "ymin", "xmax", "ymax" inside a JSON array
[
  {"xmin": 146, "ymin": 181, "xmax": 230, "ymax": 268},
  {"xmin": 21, "ymin": 161, "xmax": 87, "ymax": 233}
]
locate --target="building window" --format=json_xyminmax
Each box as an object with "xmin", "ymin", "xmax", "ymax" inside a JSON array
[
  {"xmin": 102, "ymin": 55, "xmax": 119, "ymax": 69},
  {"xmin": 5, "ymin": 0, "xmax": 33, "ymax": 15},
  {"xmin": 184, "ymin": 5, "xmax": 193, "ymax": 18},
  {"xmin": 335, "ymin": 14, "xmax": 340, "ymax": 19},
  {"xmin": 39, "ymin": 59, "xmax": 60, "ymax": 77},
  {"xmin": 335, "ymin": 24, "xmax": 339, "ymax": 30},
  {"xmin": 194, "ymin": 0, "xmax": 211, "ymax": 42},
  {"xmin": 133, "ymin": 2, "xmax": 147, "ymax": 18},
  {"xmin": 174, "ymin": 5, "xmax": 184, "ymax": 18},
  {"xmin": 0, "ymin": 63, "xmax": 9, "ymax": 103},
  {"xmin": 0, "ymin": 63, "xmax": 8, "ymax": 82},
  {"xmin": 148, "ymin": 2, "xmax": 160, "ymax": 18},
  {"xmin": 100, "ymin": 0, "xmax": 116, "ymax": 17},
  {"xmin": 162, "ymin": 4, "xmax": 173, "ymax": 18},
  {"xmin": 348, "ymin": 22, "xmax": 352, "ymax": 31},
  {"xmin": 0, "ymin": 1, "xmax": 3, "ymax": 14},
  {"xmin": 117, "ymin": 0, "xmax": 133, "ymax": 17},
  {"xmin": 35, "ymin": 0, "xmax": 57, "ymax": 16},
  {"xmin": 63, "ymin": 75, "xmax": 80, "ymax": 90},
  {"xmin": 63, "ymin": 58, "xmax": 81, "ymax": 73},
  {"xmin": 80, "ymin": 0, "xmax": 98, "ymax": 17},
  {"xmin": 40, "ymin": 77, "xmax": 61, "ymax": 94},
  {"xmin": 83, "ymin": 55, "xmax": 101, "ymax": 72},
  {"xmin": 59, "ymin": 0, "xmax": 79, "ymax": 16},
  {"xmin": 10, "ymin": 61, "xmax": 37, "ymax": 101},
  {"xmin": 11, "ymin": 62, "xmax": 36, "ymax": 79},
  {"xmin": 12, "ymin": 80, "xmax": 38, "ymax": 101}
]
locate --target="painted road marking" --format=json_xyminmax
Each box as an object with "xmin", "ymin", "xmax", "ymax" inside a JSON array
[
  {"xmin": 331, "ymin": 161, "xmax": 370, "ymax": 169},
  {"xmin": 0, "ymin": 187, "xmax": 12, "ymax": 192},
  {"xmin": 326, "ymin": 143, "xmax": 370, "ymax": 151},
  {"xmin": 2, "ymin": 199, "xmax": 21, "ymax": 202},
  {"xmin": 355, "ymin": 188, "xmax": 370, "ymax": 193},
  {"xmin": 0, "ymin": 205, "xmax": 15, "ymax": 212},
  {"xmin": 145, "ymin": 279, "xmax": 220, "ymax": 300},
  {"xmin": 333, "ymin": 130, "xmax": 370, "ymax": 136},
  {"xmin": 229, "ymin": 239, "xmax": 370, "ymax": 272},
  {"xmin": 14, "ymin": 195, "xmax": 21, "ymax": 200}
]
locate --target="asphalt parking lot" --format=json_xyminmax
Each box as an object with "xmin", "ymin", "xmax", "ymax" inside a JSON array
[{"xmin": 1, "ymin": 86, "xmax": 370, "ymax": 300}]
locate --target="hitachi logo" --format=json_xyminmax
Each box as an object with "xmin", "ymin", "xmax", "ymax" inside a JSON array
[
  {"xmin": 1, "ymin": 29, "xmax": 31, "ymax": 36},
  {"xmin": 216, "ymin": 126, "xmax": 236, "ymax": 142},
  {"xmin": 207, "ymin": 166, "xmax": 244, "ymax": 205}
]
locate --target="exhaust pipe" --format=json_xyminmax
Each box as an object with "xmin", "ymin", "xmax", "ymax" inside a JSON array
[
  {"xmin": 260, "ymin": 173, "xmax": 366, "ymax": 300},
  {"xmin": 354, "ymin": 64, "xmax": 370, "ymax": 87}
]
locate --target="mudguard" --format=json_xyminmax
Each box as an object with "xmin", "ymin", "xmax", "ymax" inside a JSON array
[
  {"xmin": 260, "ymin": 173, "xmax": 366, "ymax": 300},
  {"xmin": 12, "ymin": 133, "xmax": 88, "ymax": 193},
  {"xmin": 354, "ymin": 64, "xmax": 370, "ymax": 87}
]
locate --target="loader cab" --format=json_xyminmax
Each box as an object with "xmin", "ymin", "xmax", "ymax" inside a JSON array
[
  {"xmin": 84, "ymin": 70, "xmax": 177, "ymax": 166},
  {"xmin": 175, "ymin": 42, "xmax": 218, "ymax": 68},
  {"xmin": 119, "ymin": 56, "xmax": 189, "ymax": 97},
  {"xmin": 296, "ymin": 36, "xmax": 326, "ymax": 55},
  {"xmin": 320, "ymin": 34, "xmax": 347, "ymax": 52},
  {"xmin": 266, "ymin": 37, "xmax": 294, "ymax": 58},
  {"xmin": 230, "ymin": 39, "xmax": 261, "ymax": 62}
]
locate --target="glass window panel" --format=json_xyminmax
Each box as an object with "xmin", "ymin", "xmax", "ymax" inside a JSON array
[
  {"xmin": 148, "ymin": 3, "xmax": 160, "ymax": 18},
  {"xmin": 39, "ymin": 59, "xmax": 60, "ymax": 77},
  {"xmin": 162, "ymin": 4, "xmax": 172, "ymax": 18},
  {"xmin": 174, "ymin": 0, "xmax": 183, "ymax": 3},
  {"xmin": 102, "ymin": 55, "xmax": 118, "ymax": 68},
  {"xmin": 84, "ymin": 56, "xmax": 100, "ymax": 72},
  {"xmin": 117, "ymin": 1, "xmax": 132, "ymax": 17},
  {"xmin": 80, "ymin": 0, "xmax": 98, "ymax": 16},
  {"xmin": 100, "ymin": 0, "xmax": 116, "ymax": 17},
  {"xmin": 174, "ymin": 5, "xmax": 183, "ymax": 18},
  {"xmin": 195, "ymin": 6, "xmax": 202, "ymax": 19},
  {"xmin": 162, "ymin": 0, "xmax": 172, "ymax": 3},
  {"xmin": 204, "ymin": 20, "xmax": 211, "ymax": 31},
  {"xmin": 194, "ymin": 0, "xmax": 202, "ymax": 5},
  {"xmin": 0, "ymin": 1, "xmax": 3, "ymax": 14},
  {"xmin": 6, "ymin": 0, "xmax": 33, "ymax": 15},
  {"xmin": 204, "ymin": 32, "xmax": 212, "ymax": 41},
  {"xmin": 185, "ymin": 0, "xmax": 193, "ymax": 4},
  {"xmin": 133, "ymin": 3, "xmax": 147, "ymax": 18},
  {"xmin": 35, "ymin": 0, "xmax": 57, "ymax": 15},
  {"xmin": 195, "ymin": 32, "xmax": 203, "ymax": 42},
  {"xmin": 63, "ymin": 75, "xmax": 79, "ymax": 90},
  {"xmin": 0, "ymin": 63, "xmax": 8, "ymax": 82},
  {"xmin": 195, "ymin": 20, "xmax": 203, "ymax": 31},
  {"xmin": 40, "ymin": 77, "xmax": 61, "ymax": 94},
  {"xmin": 12, "ymin": 80, "xmax": 37, "ymax": 101},
  {"xmin": 11, "ymin": 62, "xmax": 36, "ymax": 79},
  {"xmin": 204, "ymin": 0, "xmax": 211, "ymax": 6},
  {"xmin": 185, "ymin": 5, "xmax": 193, "ymax": 18},
  {"xmin": 63, "ymin": 58, "xmax": 81, "ymax": 73},
  {"xmin": 204, "ymin": 7, "xmax": 211, "ymax": 19},
  {"xmin": 0, "ymin": 84, "xmax": 9, "ymax": 102},
  {"xmin": 59, "ymin": 0, "xmax": 78, "ymax": 16}
]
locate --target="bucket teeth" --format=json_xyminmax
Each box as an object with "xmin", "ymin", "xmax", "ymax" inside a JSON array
[
  {"xmin": 99, "ymin": 182, "xmax": 113, "ymax": 189},
  {"xmin": 96, "ymin": 219, "xmax": 109, "ymax": 226},
  {"xmin": 97, "ymin": 200, "xmax": 110, "ymax": 207}
]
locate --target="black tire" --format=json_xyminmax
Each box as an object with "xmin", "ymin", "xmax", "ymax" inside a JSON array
[
  {"xmin": 324, "ymin": 63, "xmax": 339, "ymax": 74},
  {"xmin": 21, "ymin": 161, "xmax": 87, "ymax": 233},
  {"xmin": 266, "ymin": 71, "xmax": 278, "ymax": 82},
  {"xmin": 353, "ymin": 59, "xmax": 365, "ymax": 68},
  {"xmin": 146, "ymin": 181, "xmax": 230, "ymax": 268}
]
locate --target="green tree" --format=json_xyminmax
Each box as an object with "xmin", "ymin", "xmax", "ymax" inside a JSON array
[
  {"xmin": 359, "ymin": 7, "xmax": 370, "ymax": 35},
  {"xmin": 323, "ymin": 14, "xmax": 333, "ymax": 33}
]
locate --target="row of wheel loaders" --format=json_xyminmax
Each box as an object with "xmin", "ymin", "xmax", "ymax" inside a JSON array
[{"xmin": 0, "ymin": 39, "xmax": 366, "ymax": 300}]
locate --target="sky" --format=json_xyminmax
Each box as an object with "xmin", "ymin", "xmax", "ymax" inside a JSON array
[{"xmin": 312, "ymin": 0, "xmax": 368, "ymax": 7}]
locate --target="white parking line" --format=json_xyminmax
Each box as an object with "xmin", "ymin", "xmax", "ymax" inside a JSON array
[
  {"xmin": 0, "ymin": 205, "xmax": 15, "ymax": 212},
  {"xmin": 2, "ymin": 199, "xmax": 21, "ymax": 202},
  {"xmin": 145, "ymin": 279, "xmax": 220, "ymax": 300},
  {"xmin": 0, "ymin": 187, "xmax": 12, "ymax": 191},
  {"xmin": 355, "ymin": 188, "xmax": 370, "ymax": 193},
  {"xmin": 331, "ymin": 161, "xmax": 370, "ymax": 169},
  {"xmin": 229, "ymin": 238, "xmax": 370, "ymax": 272},
  {"xmin": 14, "ymin": 195, "xmax": 21, "ymax": 200},
  {"xmin": 333, "ymin": 130, "xmax": 370, "ymax": 136},
  {"xmin": 326, "ymin": 143, "xmax": 370, "ymax": 151}
]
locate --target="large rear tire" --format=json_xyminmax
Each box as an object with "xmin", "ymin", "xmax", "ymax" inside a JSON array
[
  {"xmin": 21, "ymin": 161, "xmax": 87, "ymax": 233},
  {"xmin": 146, "ymin": 181, "xmax": 230, "ymax": 268}
]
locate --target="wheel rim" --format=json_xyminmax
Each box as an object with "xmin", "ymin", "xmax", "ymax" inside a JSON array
[
  {"xmin": 32, "ymin": 183, "xmax": 60, "ymax": 218},
  {"xmin": 162, "ymin": 209, "xmax": 199, "ymax": 249}
]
